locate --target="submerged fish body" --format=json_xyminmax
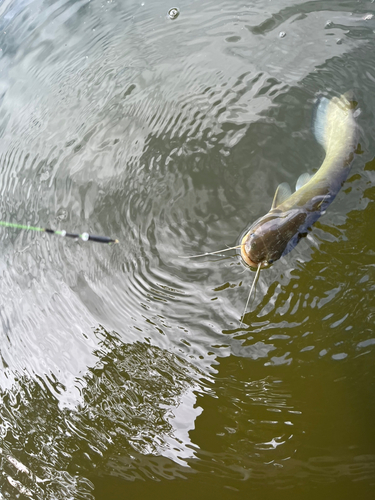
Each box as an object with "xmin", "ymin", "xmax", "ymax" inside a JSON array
[{"xmin": 241, "ymin": 93, "xmax": 358, "ymax": 268}]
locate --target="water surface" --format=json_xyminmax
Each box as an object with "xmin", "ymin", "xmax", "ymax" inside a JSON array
[{"xmin": 0, "ymin": 0, "xmax": 374, "ymax": 498}]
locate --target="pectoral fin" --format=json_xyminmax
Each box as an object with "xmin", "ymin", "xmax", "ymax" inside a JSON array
[
  {"xmin": 295, "ymin": 173, "xmax": 312, "ymax": 191},
  {"xmin": 271, "ymin": 182, "xmax": 292, "ymax": 209}
]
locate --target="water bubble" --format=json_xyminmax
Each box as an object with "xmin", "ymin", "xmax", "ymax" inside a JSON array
[
  {"xmin": 363, "ymin": 13, "xmax": 374, "ymax": 21},
  {"xmin": 325, "ymin": 20, "xmax": 333, "ymax": 28},
  {"xmin": 168, "ymin": 7, "xmax": 179, "ymax": 20},
  {"xmin": 279, "ymin": 31, "xmax": 286, "ymax": 38},
  {"xmin": 336, "ymin": 38, "xmax": 343, "ymax": 45}
]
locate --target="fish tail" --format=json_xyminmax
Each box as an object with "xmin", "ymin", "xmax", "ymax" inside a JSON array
[
  {"xmin": 313, "ymin": 95, "xmax": 330, "ymax": 148},
  {"xmin": 313, "ymin": 93, "xmax": 355, "ymax": 154}
]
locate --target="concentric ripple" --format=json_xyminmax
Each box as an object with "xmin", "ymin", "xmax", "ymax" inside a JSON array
[{"xmin": 0, "ymin": 0, "xmax": 374, "ymax": 498}]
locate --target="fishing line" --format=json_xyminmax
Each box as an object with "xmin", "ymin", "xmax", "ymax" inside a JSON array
[{"xmin": 0, "ymin": 221, "xmax": 118, "ymax": 244}]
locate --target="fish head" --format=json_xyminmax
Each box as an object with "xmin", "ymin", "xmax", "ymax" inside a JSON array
[
  {"xmin": 241, "ymin": 223, "xmax": 281, "ymax": 268},
  {"xmin": 241, "ymin": 210, "xmax": 307, "ymax": 268}
]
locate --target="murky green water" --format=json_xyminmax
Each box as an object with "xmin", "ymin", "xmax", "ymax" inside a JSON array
[{"xmin": 0, "ymin": 0, "xmax": 374, "ymax": 498}]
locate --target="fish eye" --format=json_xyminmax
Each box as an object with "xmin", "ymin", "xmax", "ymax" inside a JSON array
[{"xmin": 268, "ymin": 259, "xmax": 274, "ymax": 264}]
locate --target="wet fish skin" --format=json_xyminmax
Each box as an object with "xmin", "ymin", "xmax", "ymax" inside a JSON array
[{"xmin": 241, "ymin": 93, "xmax": 358, "ymax": 268}]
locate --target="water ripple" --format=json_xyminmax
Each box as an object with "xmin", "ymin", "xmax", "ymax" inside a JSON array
[{"xmin": 0, "ymin": 0, "xmax": 374, "ymax": 496}]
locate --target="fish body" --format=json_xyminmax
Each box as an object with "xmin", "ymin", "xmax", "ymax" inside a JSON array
[{"xmin": 241, "ymin": 93, "xmax": 358, "ymax": 268}]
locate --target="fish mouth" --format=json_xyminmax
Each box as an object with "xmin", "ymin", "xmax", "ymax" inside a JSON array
[{"xmin": 240, "ymin": 233, "xmax": 268, "ymax": 269}]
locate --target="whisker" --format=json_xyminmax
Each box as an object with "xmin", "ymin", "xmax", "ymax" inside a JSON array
[
  {"xmin": 240, "ymin": 263, "xmax": 261, "ymax": 327},
  {"xmin": 180, "ymin": 244, "xmax": 243, "ymax": 259},
  {"xmin": 236, "ymin": 266, "xmax": 248, "ymax": 275}
]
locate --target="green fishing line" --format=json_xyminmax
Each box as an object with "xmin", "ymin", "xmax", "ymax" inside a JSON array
[{"xmin": 0, "ymin": 220, "xmax": 118, "ymax": 244}]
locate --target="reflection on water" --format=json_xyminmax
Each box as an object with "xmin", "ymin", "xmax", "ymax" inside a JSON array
[
  {"xmin": 0, "ymin": 0, "xmax": 374, "ymax": 498},
  {"xmin": 0, "ymin": 328, "xmax": 204, "ymax": 497}
]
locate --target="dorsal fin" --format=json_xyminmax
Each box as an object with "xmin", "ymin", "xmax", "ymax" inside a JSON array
[
  {"xmin": 271, "ymin": 182, "xmax": 292, "ymax": 209},
  {"xmin": 295, "ymin": 173, "xmax": 312, "ymax": 191}
]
